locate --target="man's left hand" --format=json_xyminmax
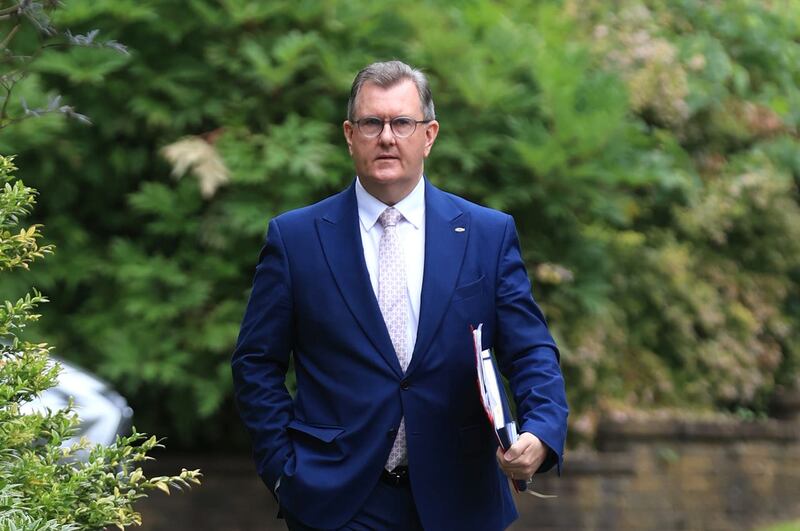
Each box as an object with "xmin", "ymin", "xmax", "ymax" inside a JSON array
[{"xmin": 496, "ymin": 432, "xmax": 546, "ymax": 481}]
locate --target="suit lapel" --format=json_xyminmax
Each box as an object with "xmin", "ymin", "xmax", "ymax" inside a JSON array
[
  {"xmin": 316, "ymin": 182, "xmax": 403, "ymax": 377},
  {"xmin": 406, "ymin": 180, "xmax": 469, "ymax": 376}
]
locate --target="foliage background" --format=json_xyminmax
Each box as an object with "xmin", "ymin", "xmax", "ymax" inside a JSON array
[{"xmin": 1, "ymin": 0, "xmax": 799, "ymax": 448}]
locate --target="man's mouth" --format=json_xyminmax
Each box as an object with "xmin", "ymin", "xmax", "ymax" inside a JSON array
[{"xmin": 376, "ymin": 154, "xmax": 398, "ymax": 160}]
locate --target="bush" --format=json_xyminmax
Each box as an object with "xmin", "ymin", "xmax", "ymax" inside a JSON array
[
  {"xmin": 0, "ymin": 155, "xmax": 200, "ymax": 529},
  {"xmin": 0, "ymin": 0, "xmax": 798, "ymax": 445}
]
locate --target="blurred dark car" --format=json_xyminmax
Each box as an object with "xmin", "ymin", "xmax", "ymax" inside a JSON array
[{"xmin": 20, "ymin": 356, "xmax": 134, "ymax": 447}]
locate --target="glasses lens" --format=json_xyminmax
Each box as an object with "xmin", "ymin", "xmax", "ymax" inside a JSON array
[
  {"xmin": 358, "ymin": 117, "xmax": 383, "ymax": 137},
  {"xmin": 391, "ymin": 117, "xmax": 416, "ymax": 138}
]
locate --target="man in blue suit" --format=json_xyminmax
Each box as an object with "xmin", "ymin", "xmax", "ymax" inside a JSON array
[{"xmin": 232, "ymin": 60, "xmax": 568, "ymax": 531}]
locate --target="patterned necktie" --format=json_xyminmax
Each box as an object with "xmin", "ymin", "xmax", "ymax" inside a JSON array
[{"xmin": 378, "ymin": 207, "xmax": 409, "ymax": 470}]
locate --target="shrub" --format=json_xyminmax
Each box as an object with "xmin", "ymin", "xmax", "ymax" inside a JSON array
[{"xmin": 1, "ymin": 0, "xmax": 798, "ymax": 445}]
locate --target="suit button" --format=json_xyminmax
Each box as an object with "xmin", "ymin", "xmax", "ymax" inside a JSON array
[{"xmin": 400, "ymin": 380, "xmax": 409, "ymax": 390}]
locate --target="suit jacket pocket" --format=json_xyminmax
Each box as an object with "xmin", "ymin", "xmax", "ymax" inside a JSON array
[
  {"xmin": 287, "ymin": 419, "xmax": 344, "ymax": 443},
  {"xmin": 286, "ymin": 419, "xmax": 347, "ymax": 471},
  {"xmin": 452, "ymin": 275, "xmax": 485, "ymax": 302},
  {"xmin": 281, "ymin": 420, "xmax": 347, "ymax": 507}
]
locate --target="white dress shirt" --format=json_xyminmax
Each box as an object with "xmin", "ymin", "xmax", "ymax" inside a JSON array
[{"xmin": 355, "ymin": 176, "xmax": 425, "ymax": 361}]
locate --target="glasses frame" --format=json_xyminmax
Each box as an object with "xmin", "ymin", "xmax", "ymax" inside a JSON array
[{"xmin": 352, "ymin": 116, "xmax": 433, "ymax": 139}]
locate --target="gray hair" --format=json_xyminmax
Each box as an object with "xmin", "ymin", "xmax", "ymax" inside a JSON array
[{"xmin": 346, "ymin": 60, "xmax": 435, "ymax": 122}]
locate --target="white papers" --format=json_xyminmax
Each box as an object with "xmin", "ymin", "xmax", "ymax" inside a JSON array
[
  {"xmin": 473, "ymin": 324, "xmax": 517, "ymax": 444},
  {"xmin": 472, "ymin": 323, "xmax": 558, "ymax": 499}
]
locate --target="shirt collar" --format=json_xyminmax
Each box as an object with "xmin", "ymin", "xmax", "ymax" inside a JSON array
[{"xmin": 355, "ymin": 176, "xmax": 425, "ymax": 231}]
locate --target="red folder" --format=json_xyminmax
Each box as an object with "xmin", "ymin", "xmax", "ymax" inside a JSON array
[
  {"xmin": 472, "ymin": 324, "xmax": 557, "ymax": 498},
  {"xmin": 472, "ymin": 323, "xmax": 527, "ymax": 493}
]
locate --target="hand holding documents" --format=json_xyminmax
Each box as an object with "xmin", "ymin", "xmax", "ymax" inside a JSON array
[{"xmin": 472, "ymin": 324, "xmax": 557, "ymax": 499}]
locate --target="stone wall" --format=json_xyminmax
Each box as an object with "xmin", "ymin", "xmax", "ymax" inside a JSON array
[
  {"xmin": 517, "ymin": 416, "xmax": 800, "ymax": 530},
  {"xmin": 138, "ymin": 412, "xmax": 800, "ymax": 531}
]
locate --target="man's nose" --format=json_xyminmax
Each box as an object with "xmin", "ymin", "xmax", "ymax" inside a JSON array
[{"xmin": 378, "ymin": 121, "xmax": 397, "ymax": 145}]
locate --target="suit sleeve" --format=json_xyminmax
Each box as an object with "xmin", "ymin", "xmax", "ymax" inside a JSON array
[
  {"xmin": 493, "ymin": 215, "xmax": 568, "ymax": 475},
  {"xmin": 231, "ymin": 218, "xmax": 295, "ymax": 493}
]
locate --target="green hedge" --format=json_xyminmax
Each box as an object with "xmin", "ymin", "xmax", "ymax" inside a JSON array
[
  {"xmin": 2, "ymin": 0, "xmax": 799, "ymax": 447},
  {"xmin": 0, "ymin": 152, "xmax": 200, "ymax": 530}
]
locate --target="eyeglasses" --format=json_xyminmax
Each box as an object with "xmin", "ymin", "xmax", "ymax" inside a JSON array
[{"xmin": 352, "ymin": 116, "xmax": 432, "ymax": 138}]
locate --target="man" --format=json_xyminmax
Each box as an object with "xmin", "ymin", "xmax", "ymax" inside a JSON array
[{"xmin": 232, "ymin": 60, "xmax": 568, "ymax": 531}]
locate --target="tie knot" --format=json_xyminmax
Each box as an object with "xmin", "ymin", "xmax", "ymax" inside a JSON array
[{"xmin": 378, "ymin": 207, "xmax": 403, "ymax": 228}]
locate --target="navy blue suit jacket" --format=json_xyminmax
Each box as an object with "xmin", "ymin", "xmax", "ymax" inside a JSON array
[{"xmin": 232, "ymin": 179, "xmax": 568, "ymax": 530}]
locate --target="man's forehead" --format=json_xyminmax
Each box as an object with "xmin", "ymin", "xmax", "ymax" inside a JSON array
[{"xmin": 354, "ymin": 79, "xmax": 422, "ymax": 115}]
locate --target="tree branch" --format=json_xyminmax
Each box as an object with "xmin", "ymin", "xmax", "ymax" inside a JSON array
[
  {"xmin": 0, "ymin": 80, "xmax": 14, "ymax": 121},
  {"xmin": 0, "ymin": 114, "xmax": 28, "ymax": 130},
  {"xmin": 0, "ymin": 23, "xmax": 21, "ymax": 50},
  {"xmin": 0, "ymin": 4, "xmax": 22, "ymax": 17}
]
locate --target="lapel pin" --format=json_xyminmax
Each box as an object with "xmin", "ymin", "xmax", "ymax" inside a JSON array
[{"xmin": 454, "ymin": 227, "xmax": 466, "ymax": 232}]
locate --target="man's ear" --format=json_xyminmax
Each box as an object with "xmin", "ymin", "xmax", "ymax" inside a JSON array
[
  {"xmin": 423, "ymin": 120, "xmax": 440, "ymax": 157},
  {"xmin": 343, "ymin": 120, "xmax": 354, "ymax": 156}
]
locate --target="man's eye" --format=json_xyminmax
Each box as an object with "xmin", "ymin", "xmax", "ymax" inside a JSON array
[
  {"xmin": 362, "ymin": 118, "xmax": 382, "ymax": 127},
  {"xmin": 393, "ymin": 118, "xmax": 414, "ymax": 128}
]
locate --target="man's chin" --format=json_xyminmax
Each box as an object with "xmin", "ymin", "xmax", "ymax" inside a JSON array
[
  {"xmin": 371, "ymin": 161, "xmax": 400, "ymax": 175},
  {"xmin": 379, "ymin": 174, "xmax": 423, "ymax": 189}
]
